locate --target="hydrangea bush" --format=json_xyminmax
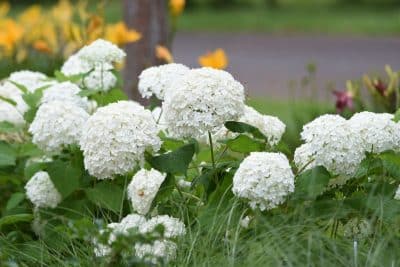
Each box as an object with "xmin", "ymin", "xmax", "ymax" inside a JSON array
[{"xmin": 1, "ymin": 39, "xmax": 400, "ymax": 266}]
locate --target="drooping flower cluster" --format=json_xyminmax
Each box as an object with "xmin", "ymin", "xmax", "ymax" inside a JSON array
[
  {"xmin": 0, "ymin": 100, "xmax": 25, "ymax": 126},
  {"xmin": 232, "ymin": 152, "xmax": 295, "ymax": 211},
  {"xmin": 61, "ymin": 53, "xmax": 117, "ymax": 91},
  {"xmin": 25, "ymin": 171, "xmax": 62, "ymax": 209},
  {"xmin": 95, "ymin": 214, "xmax": 185, "ymax": 263},
  {"xmin": 138, "ymin": 63, "xmax": 190, "ymax": 100},
  {"xmin": 294, "ymin": 114, "xmax": 366, "ymax": 177},
  {"xmin": 7, "ymin": 70, "xmax": 53, "ymax": 92},
  {"xmin": 162, "ymin": 67, "xmax": 245, "ymax": 139},
  {"xmin": 29, "ymin": 101, "xmax": 89, "ymax": 152},
  {"xmin": 349, "ymin": 111, "xmax": 400, "ymax": 153},
  {"xmin": 41, "ymin": 82, "xmax": 90, "ymax": 112},
  {"xmin": 80, "ymin": 101, "xmax": 161, "ymax": 179},
  {"xmin": 240, "ymin": 105, "xmax": 286, "ymax": 146},
  {"xmin": 127, "ymin": 169, "xmax": 167, "ymax": 215}
]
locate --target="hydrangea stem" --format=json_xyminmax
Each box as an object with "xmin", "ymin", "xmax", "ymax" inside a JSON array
[{"xmin": 208, "ymin": 131, "xmax": 216, "ymax": 170}]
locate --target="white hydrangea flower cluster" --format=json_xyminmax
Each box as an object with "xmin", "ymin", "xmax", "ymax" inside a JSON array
[
  {"xmin": 349, "ymin": 111, "xmax": 400, "ymax": 153},
  {"xmin": 294, "ymin": 114, "xmax": 366, "ymax": 177},
  {"xmin": 78, "ymin": 39, "xmax": 126, "ymax": 66},
  {"xmin": 29, "ymin": 101, "xmax": 89, "ymax": 152},
  {"xmin": 232, "ymin": 152, "xmax": 295, "ymax": 211},
  {"xmin": 61, "ymin": 53, "xmax": 117, "ymax": 92},
  {"xmin": 135, "ymin": 240, "xmax": 177, "ymax": 264},
  {"xmin": 94, "ymin": 213, "xmax": 185, "ymax": 264},
  {"xmin": 293, "ymin": 143, "xmax": 316, "ymax": 172},
  {"xmin": 0, "ymin": 82, "xmax": 29, "ymax": 114},
  {"xmin": 80, "ymin": 101, "xmax": 161, "ymax": 179},
  {"xmin": 138, "ymin": 63, "xmax": 190, "ymax": 100},
  {"xmin": 8, "ymin": 70, "xmax": 54, "ymax": 92},
  {"xmin": 41, "ymin": 82, "xmax": 90, "ymax": 112},
  {"xmin": 162, "ymin": 67, "xmax": 245, "ymax": 139},
  {"xmin": 0, "ymin": 100, "xmax": 25, "ymax": 126},
  {"xmin": 239, "ymin": 105, "xmax": 286, "ymax": 146},
  {"xmin": 127, "ymin": 169, "xmax": 167, "ymax": 215},
  {"xmin": 25, "ymin": 171, "xmax": 62, "ymax": 208}
]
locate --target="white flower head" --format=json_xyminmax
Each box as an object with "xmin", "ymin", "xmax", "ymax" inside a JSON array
[
  {"xmin": 135, "ymin": 240, "xmax": 177, "ymax": 264},
  {"xmin": 29, "ymin": 101, "xmax": 89, "ymax": 152},
  {"xmin": 41, "ymin": 82, "xmax": 90, "ymax": 111},
  {"xmin": 395, "ymin": 186, "xmax": 400, "ymax": 200},
  {"xmin": 8, "ymin": 70, "xmax": 53, "ymax": 92},
  {"xmin": 349, "ymin": 111, "xmax": 400, "ymax": 153},
  {"xmin": 294, "ymin": 143, "xmax": 316, "ymax": 173},
  {"xmin": 298, "ymin": 114, "xmax": 366, "ymax": 177},
  {"xmin": 162, "ymin": 67, "xmax": 245, "ymax": 139},
  {"xmin": 232, "ymin": 152, "xmax": 295, "ymax": 211},
  {"xmin": 0, "ymin": 82, "xmax": 28, "ymax": 114},
  {"xmin": 61, "ymin": 53, "xmax": 117, "ymax": 92},
  {"xmin": 80, "ymin": 101, "xmax": 161, "ymax": 179},
  {"xmin": 0, "ymin": 100, "xmax": 25, "ymax": 126},
  {"xmin": 140, "ymin": 215, "xmax": 186, "ymax": 239},
  {"xmin": 240, "ymin": 105, "xmax": 286, "ymax": 146},
  {"xmin": 77, "ymin": 39, "xmax": 126, "ymax": 66},
  {"xmin": 25, "ymin": 171, "xmax": 62, "ymax": 208},
  {"xmin": 127, "ymin": 169, "xmax": 167, "ymax": 215},
  {"xmin": 138, "ymin": 63, "xmax": 190, "ymax": 100}
]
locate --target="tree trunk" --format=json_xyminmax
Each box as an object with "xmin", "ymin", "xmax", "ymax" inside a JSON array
[{"xmin": 123, "ymin": 0, "xmax": 169, "ymax": 100}]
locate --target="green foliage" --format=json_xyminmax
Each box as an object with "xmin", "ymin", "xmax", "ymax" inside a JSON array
[
  {"xmin": 85, "ymin": 181, "xmax": 125, "ymax": 213},
  {"xmin": 293, "ymin": 166, "xmax": 331, "ymax": 201}
]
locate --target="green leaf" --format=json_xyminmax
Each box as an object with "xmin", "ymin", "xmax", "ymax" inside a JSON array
[
  {"xmin": 0, "ymin": 121, "xmax": 20, "ymax": 133},
  {"xmin": 7, "ymin": 80, "xmax": 28, "ymax": 94},
  {"xmin": 17, "ymin": 142, "xmax": 42, "ymax": 158},
  {"xmin": 91, "ymin": 88, "xmax": 128, "ymax": 106},
  {"xmin": 393, "ymin": 108, "xmax": 400, "ymax": 122},
  {"xmin": 0, "ymin": 95, "xmax": 17, "ymax": 106},
  {"xmin": 47, "ymin": 160, "xmax": 82, "ymax": 199},
  {"xmin": 293, "ymin": 166, "xmax": 331, "ymax": 200},
  {"xmin": 0, "ymin": 141, "xmax": 17, "ymax": 167},
  {"xmin": 24, "ymin": 161, "xmax": 47, "ymax": 179},
  {"xmin": 54, "ymin": 70, "xmax": 86, "ymax": 83},
  {"xmin": 147, "ymin": 143, "xmax": 195, "ymax": 174},
  {"xmin": 0, "ymin": 214, "xmax": 33, "ymax": 229},
  {"xmin": 6, "ymin": 193, "xmax": 25, "ymax": 211},
  {"xmin": 154, "ymin": 174, "xmax": 175, "ymax": 203},
  {"xmin": 85, "ymin": 182, "xmax": 124, "ymax": 213},
  {"xmin": 379, "ymin": 151, "xmax": 400, "ymax": 179},
  {"xmin": 225, "ymin": 121, "xmax": 267, "ymax": 140},
  {"xmin": 354, "ymin": 155, "xmax": 383, "ymax": 179},
  {"xmin": 225, "ymin": 134, "xmax": 265, "ymax": 153}
]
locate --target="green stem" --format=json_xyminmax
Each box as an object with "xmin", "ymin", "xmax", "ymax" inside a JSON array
[
  {"xmin": 119, "ymin": 175, "xmax": 128, "ymax": 221},
  {"xmin": 208, "ymin": 131, "xmax": 216, "ymax": 170}
]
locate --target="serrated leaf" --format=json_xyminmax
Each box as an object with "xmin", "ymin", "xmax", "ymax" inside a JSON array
[
  {"xmin": 47, "ymin": 160, "xmax": 82, "ymax": 199},
  {"xmin": 379, "ymin": 151, "xmax": 400, "ymax": 179},
  {"xmin": 225, "ymin": 134, "xmax": 265, "ymax": 153},
  {"xmin": 147, "ymin": 143, "xmax": 195, "ymax": 174},
  {"xmin": 0, "ymin": 214, "xmax": 33, "ymax": 229},
  {"xmin": 294, "ymin": 166, "xmax": 331, "ymax": 200},
  {"xmin": 6, "ymin": 193, "xmax": 25, "ymax": 211},
  {"xmin": 0, "ymin": 141, "xmax": 17, "ymax": 167},
  {"xmin": 85, "ymin": 182, "xmax": 124, "ymax": 213},
  {"xmin": 225, "ymin": 121, "xmax": 267, "ymax": 140}
]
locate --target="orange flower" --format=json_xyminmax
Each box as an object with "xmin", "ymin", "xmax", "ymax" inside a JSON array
[
  {"xmin": 105, "ymin": 22, "xmax": 141, "ymax": 46},
  {"xmin": 0, "ymin": 19, "xmax": 23, "ymax": 53},
  {"xmin": 156, "ymin": 45, "xmax": 173, "ymax": 63},
  {"xmin": 33, "ymin": 40, "xmax": 52, "ymax": 54},
  {"xmin": 170, "ymin": 0, "xmax": 185, "ymax": 16},
  {"xmin": 198, "ymin": 48, "xmax": 228, "ymax": 70},
  {"xmin": 87, "ymin": 15, "xmax": 104, "ymax": 43}
]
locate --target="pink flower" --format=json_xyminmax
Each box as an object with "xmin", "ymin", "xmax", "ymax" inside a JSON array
[{"xmin": 333, "ymin": 90, "xmax": 353, "ymax": 113}]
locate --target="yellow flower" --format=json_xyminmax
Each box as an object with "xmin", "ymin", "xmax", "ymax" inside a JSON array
[
  {"xmin": 198, "ymin": 48, "xmax": 228, "ymax": 70},
  {"xmin": 170, "ymin": 0, "xmax": 185, "ymax": 16},
  {"xmin": 86, "ymin": 15, "xmax": 104, "ymax": 43},
  {"xmin": 105, "ymin": 22, "xmax": 141, "ymax": 46},
  {"xmin": 51, "ymin": 0, "xmax": 72, "ymax": 24},
  {"xmin": 0, "ymin": 19, "xmax": 23, "ymax": 54},
  {"xmin": 155, "ymin": 45, "xmax": 173, "ymax": 63},
  {"xmin": 18, "ymin": 5, "xmax": 42, "ymax": 27},
  {"xmin": 33, "ymin": 40, "xmax": 52, "ymax": 54},
  {"xmin": 0, "ymin": 2, "xmax": 10, "ymax": 17}
]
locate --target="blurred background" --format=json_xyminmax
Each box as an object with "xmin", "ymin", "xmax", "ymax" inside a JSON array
[{"xmin": 1, "ymin": 0, "xmax": 399, "ymax": 149}]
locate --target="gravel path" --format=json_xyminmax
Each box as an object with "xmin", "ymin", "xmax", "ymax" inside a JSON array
[{"xmin": 173, "ymin": 32, "xmax": 400, "ymax": 100}]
